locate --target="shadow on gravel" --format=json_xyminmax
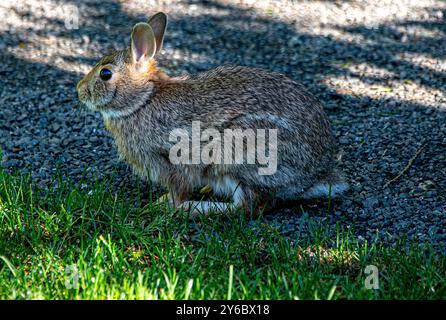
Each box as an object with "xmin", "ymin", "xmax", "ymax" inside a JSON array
[{"xmin": 0, "ymin": 0, "xmax": 445, "ymax": 249}]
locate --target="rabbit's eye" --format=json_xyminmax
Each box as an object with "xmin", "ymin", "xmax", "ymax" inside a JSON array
[{"xmin": 99, "ymin": 68, "xmax": 113, "ymax": 81}]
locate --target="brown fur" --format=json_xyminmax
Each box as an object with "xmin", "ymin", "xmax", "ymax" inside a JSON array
[{"xmin": 76, "ymin": 12, "xmax": 348, "ymax": 216}]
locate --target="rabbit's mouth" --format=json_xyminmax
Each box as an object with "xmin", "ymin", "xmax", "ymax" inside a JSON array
[
  {"xmin": 76, "ymin": 83, "xmax": 95, "ymax": 110},
  {"xmin": 78, "ymin": 99, "xmax": 99, "ymax": 111},
  {"xmin": 77, "ymin": 87, "xmax": 116, "ymax": 112},
  {"xmin": 76, "ymin": 77, "xmax": 114, "ymax": 111},
  {"xmin": 78, "ymin": 90, "xmax": 135, "ymax": 119},
  {"xmin": 77, "ymin": 91, "xmax": 99, "ymax": 111}
]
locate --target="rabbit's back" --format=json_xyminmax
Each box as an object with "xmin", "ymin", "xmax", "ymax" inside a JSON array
[{"xmin": 153, "ymin": 66, "xmax": 332, "ymax": 137}]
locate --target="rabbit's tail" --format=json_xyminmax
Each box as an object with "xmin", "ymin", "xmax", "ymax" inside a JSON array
[{"xmin": 302, "ymin": 169, "xmax": 349, "ymax": 199}]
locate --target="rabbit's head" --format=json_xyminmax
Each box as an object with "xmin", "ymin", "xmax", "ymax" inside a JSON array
[{"xmin": 76, "ymin": 12, "xmax": 168, "ymax": 118}]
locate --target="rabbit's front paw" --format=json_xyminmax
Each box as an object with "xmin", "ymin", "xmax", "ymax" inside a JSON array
[{"xmin": 199, "ymin": 185, "xmax": 213, "ymax": 195}]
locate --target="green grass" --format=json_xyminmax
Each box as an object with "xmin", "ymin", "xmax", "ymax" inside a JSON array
[{"xmin": 0, "ymin": 168, "xmax": 445, "ymax": 299}]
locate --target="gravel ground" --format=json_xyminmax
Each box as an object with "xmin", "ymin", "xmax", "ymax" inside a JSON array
[{"xmin": 0, "ymin": 0, "xmax": 445, "ymax": 251}]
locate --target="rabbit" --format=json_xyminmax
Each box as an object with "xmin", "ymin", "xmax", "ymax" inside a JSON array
[{"xmin": 76, "ymin": 12, "xmax": 348, "ymax": 216}]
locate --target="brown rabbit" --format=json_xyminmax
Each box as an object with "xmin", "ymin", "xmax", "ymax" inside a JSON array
[{"xmin": 76, "ymin": 12, "xmax": 348, "ymax": 215}]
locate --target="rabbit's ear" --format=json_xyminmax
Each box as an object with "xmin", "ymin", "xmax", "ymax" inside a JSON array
[
  {"xmin": 148, "ymin": 12, "xmax": 167, "ymax": 54},
  {"xmin": 131, "ymin": 23, "xmax": 156, "ymax": 66}
]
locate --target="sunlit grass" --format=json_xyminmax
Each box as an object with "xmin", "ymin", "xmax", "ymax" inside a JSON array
[{"xmin": 0, "ymin": 168, "xmax": 445, "ymax": 299}]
